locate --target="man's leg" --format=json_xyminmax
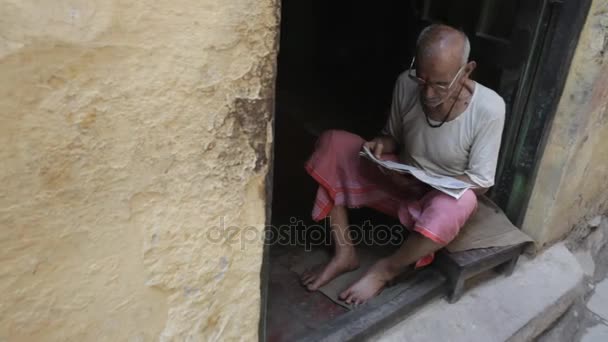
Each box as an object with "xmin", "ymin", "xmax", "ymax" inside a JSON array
[
  {"xmin": 302, "ymin": 129, "xmax": 403, "ymax": 291},
  {"xmin": 301, "ymin": 205, "xmax": 359, "ymax": 291},
  {"xmin": 339, "ymin": 232, "xmax": 440, "ymax": 305},
  {"xmin": 339, "ymin": 190, "xmax": 478, "ymax": 304}
]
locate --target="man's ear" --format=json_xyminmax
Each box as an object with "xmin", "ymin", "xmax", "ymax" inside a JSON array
[{"xmin": 465, "ymin": 61, "xmax": 477, "ymax": 76}]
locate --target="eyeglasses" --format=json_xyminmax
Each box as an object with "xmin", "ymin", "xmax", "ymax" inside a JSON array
[{"xmin": 407, "ymin": 57, "xmax": 466, "ymax": 94}]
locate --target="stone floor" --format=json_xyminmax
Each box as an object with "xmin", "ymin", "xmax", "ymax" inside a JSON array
[
  {"xmin": 582, "ymin": 278, "xmax": 608, "ymax": 342},
  {"xmin": 266, "ymin": 246, "xmax": 348, "ymax": 342},
  {"xmin": 265, "ymin": 242, "xmax": 446, "ymax": 342},
  {"xmin": 265, "ymin": 211, "xmax": 608, "ymax": 341},
  {"xmin": 373, "ymin": 243, "xmax": 584, "ymax": 342},
  {"xmin": 536, "ymin": 263, "xmax": 608, "ymax": 342},
  {"xmin": 537, "ymin": 216, "xmax": 608, "ymax": 342}
]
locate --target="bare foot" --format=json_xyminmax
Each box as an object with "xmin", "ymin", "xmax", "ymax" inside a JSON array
[
  {"xmin": 339, "ymin": 258, "xmax": 401, "ymax": 305},
  {"xmin": 300, "ymin": 251, "xmax": 359, "ymax": 291}
]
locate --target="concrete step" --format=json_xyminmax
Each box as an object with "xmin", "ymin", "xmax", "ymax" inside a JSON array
[{"xmin": 372, "ymin": 243, "xmax": 585, "ymax": 342}]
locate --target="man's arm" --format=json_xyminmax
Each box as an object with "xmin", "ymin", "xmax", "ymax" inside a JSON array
[
  {"xmin": 461, "ymin": 104, "xmax": 506, "ymax": 195},
  {"xmin": 374, "ymin": 71, "xmax": 417, "ymax": 157}
]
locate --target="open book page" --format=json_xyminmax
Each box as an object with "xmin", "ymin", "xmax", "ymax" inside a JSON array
[
  {"xmin": 427, "ymin": 184, "xmax": 470, "ymax": 199},
  {"xmin": 359, "ymin": 146, "xmax": 472, "ymax": 199},
  {"xmin": 380, "ymin": 160, "xmax": 419, "ymax": 173},
  {"xmin": 359, "ymin": 146, "xmax": 417, "ymax": 172},
  {"xmin": 407, "ymin": 169, "xmax": 472, "ymax": 189}
]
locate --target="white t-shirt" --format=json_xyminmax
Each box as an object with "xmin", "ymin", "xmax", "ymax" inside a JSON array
[{"xmin": 382, "ymin": 71, "xmax": 506, "ymax": 188}]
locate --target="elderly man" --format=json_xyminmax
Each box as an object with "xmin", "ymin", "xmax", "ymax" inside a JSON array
[{"xmin": 300, "ymin": 24, "xmax": 505, "ymax": 305}]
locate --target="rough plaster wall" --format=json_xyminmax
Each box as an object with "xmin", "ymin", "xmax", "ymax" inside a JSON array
[
  {"xmin": 0, "ymin": 1, "xmax": 278, "ymax": 341},
  {"xmin": 523, "ymin": 0, "xmax": 608, "ymax": 246}
]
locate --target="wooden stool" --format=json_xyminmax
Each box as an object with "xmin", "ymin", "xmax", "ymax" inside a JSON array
[{"xmin": 435, "ymin": 243, "xmax": 527, "ymax": 303}]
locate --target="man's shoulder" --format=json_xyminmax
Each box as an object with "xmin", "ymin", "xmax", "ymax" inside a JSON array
[
  {"xmin": 474, "ymin": 82, "xmax": 505, "ymax": 121},
  {"xmin": 395, "ymin": 69, "xmax": 418, "ymax": 90}
]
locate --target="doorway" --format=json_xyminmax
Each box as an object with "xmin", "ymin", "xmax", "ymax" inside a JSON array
[
  {"xmin": 263, "ymin": 0, "xmax": 591, "ymax": 340},
  {"xmin": 271, "ymin": 0, "xmax": 542, "ymax": 227}
]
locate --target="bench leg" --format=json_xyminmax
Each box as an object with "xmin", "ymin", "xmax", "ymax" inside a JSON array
[
  {"xmin": 495, "ymin": 255, "xmax": 519, "ymax": 277},
  {"xmin": 447, "ymin": 274, "xmax": 466, "ymax": 303}
]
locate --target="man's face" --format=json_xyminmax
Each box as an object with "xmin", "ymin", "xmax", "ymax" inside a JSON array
[{"xmin": 415, "ymin": 54, "xmax": 465, "ymax": 108}]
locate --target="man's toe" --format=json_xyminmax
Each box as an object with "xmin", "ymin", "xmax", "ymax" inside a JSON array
[
  {"xmin": 306, "ymin": 281, "xmax": 320, "ymax": 291},
  {"xmin": 303, "ymin": 275, "xmax": 316, "ymax": 286},
  {"xmin": 339, "ymin": 288, "xmax": 351, "ymax": 301},
  {"xmin": 344, "ymin": 292, "xmax": 356, "ymax": 304}
]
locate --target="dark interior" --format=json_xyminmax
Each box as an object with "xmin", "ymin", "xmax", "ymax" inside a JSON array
[
  {"xmin": 267, "ymin": 0, "xmax": 545, "ymax": 340},
  {"xmin": 271, "ymin": 0, "xmax": 536, "ymax": 230}
]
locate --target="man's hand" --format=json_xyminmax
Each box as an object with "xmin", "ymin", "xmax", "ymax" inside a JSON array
[
  {"xmin": 363, "ymin": 139, "xmax": 385, "ymax": 158},
  {"xmin": 362, "ymin": 136, "xmax": 398, "ymax": 158}
]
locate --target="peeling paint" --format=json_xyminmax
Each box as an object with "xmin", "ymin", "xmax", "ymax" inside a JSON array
[{"xmin": 523, "ymin": 0, "xmax": 608, "ymax": 245}]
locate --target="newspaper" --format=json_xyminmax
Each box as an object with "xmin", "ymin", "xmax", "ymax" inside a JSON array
[{"xmin": 359, "ymin": 146, "xmax": 473, "ymax": 199}]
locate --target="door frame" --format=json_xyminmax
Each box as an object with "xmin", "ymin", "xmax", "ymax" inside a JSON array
[{"xmin": 491, "ymin": 0, "xmax": 593, "ymax": 226}]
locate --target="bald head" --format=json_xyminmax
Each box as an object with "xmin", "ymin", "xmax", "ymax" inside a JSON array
[
  {"xmin": 416, "ymin": 25, "xmax": 470, "ymax": 65},
  {"xmin": 412, "ymin": 25, "xmax": 475, "ymax": 108}
]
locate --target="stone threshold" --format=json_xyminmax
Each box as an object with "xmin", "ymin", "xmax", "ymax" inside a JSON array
[
  {"xmin": 294, "ymin": 268, "xmax": 447, "ymax": 342},
  {"xmin": 291, "ymin": 243, "xmax": 584, "ymax": 342},
  {"xmin": 373, "ymin": 243, "xmax": 584, "ymax": 342}
]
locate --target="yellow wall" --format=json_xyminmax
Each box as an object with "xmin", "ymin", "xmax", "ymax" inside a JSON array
[
  {"xmin": 0, "ymin": 1, "xmax": 278, "ymax": 340},
  {"xmin": 523, "ymin": 0, "xmax": 608, "ymax": 245}
]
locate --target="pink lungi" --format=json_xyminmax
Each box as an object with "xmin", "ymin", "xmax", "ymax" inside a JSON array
[{"xmin": 305, "ymin": 130, "xmax": 478, "ymax": 266}]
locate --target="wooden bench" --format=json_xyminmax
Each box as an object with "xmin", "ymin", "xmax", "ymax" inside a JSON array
[
  {"xmin": 432, "ymin": 196, "xmax": 533, "ymax": 303},
  {"xmin": 435, "ymin": 243, "xmax": 527, "ymax": 303}
]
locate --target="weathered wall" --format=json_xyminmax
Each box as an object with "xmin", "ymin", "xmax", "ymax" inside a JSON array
[
  {"xmin": 523, "ymin": 0, "xmax": 608, "ymax": 245},
  {"xmin": 0, "ymin": 1, "xmax": 278, "ymax": 340}
]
